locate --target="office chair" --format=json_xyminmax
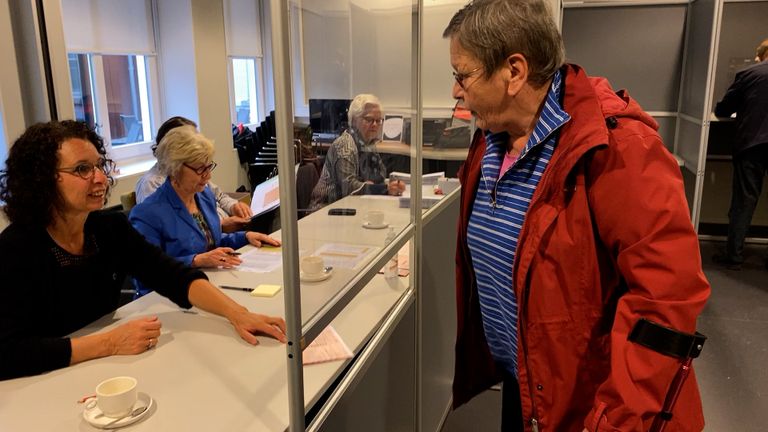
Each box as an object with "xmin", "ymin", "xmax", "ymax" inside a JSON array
[
  {"xmin": 296, "ymin": 163, "xmax": 320, "ymax": 219},
  {"xmin": 120, "ymin": 191, "xmax": 137, "ymax": 213}
]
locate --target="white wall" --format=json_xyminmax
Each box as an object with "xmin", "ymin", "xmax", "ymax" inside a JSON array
[{"xmin": 296, "ymin": 1, "xmax": 464, "ymax": 115}]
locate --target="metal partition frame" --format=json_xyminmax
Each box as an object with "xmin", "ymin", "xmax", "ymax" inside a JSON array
[
  {"xmin": 675, "ymin": 0, "xmax": 722, "ymax": 228},
  {"xmin": 271, "ymin": 1, "xmax": 423, "ymax": 430}
]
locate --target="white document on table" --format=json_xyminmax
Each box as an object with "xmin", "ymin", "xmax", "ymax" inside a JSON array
[
  {"xmin": 313, "ymin": 243, "xmax": 378, "ymax": 269},
  {"xmin": 237, "ymin": 247, "xmax": 283, "ymax": 273}
]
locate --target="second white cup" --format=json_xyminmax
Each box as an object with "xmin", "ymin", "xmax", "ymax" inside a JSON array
[
  {"xmin": 301, "ymin": 255, "xmax": 324, "ymax": 275},
  {"xmin": 365, "ymin": 210, "xmax": 385, "ymax": 226},
  {"xmin": 94, "ymin": 376, "xmax": 138, "ymax": 418}
]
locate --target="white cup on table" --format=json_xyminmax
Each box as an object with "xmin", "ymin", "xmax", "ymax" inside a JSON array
[
  {"xmin": 91, "ymin": 376, "xmax": 138, "ymax": 418},
  {"xmin": 300, "ymin": 255, "xmax": 324, "ymax": 276},
  {"xmin": 365, "ymin": 210, "xmax": 385, "ymax": 226}
]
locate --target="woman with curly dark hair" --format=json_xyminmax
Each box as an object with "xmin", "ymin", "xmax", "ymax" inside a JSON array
[{"xmin": 0, "ymin": 121, "xmax": 286, "ymax": 381}]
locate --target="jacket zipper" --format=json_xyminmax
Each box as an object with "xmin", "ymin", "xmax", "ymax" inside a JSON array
[{"xmin": 519, "ymin": 279, "xmax": 540, "ymax": 432}]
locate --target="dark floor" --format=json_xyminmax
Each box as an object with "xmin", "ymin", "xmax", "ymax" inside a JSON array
[{"xmin": 441, "ymin": 240, "xmax": 768, "ymax": 432}]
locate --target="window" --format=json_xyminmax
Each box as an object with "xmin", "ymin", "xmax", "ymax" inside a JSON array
[
  {"xmin": 231, "ymin": 58, "xmax": 261, "ymax": 125},
  {"xmin": 61, "ymin": 0, "xmax": 158, "ymax": 161},
  {"xmin": 224, "ymin": 0, "xmax": 266, "ymax": 126},
  {"xmin": 67, "ymin": 53, "xmax": 156, "ymax": 159}
]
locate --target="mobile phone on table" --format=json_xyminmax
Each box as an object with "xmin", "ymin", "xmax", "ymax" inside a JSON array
[{"xmin": 328, "ymin": 208, "xmax": 357, "ymax": 216}]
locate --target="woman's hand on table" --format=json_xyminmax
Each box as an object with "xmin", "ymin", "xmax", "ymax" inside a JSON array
[
  {"xmin": 193, "ymin": 247, "xmax": 242, "ymax": 268},
  {"xmin": 105, "ymin": 316, "xmax": 162, "ymax": 355},
  {"xmin": 245, "ymin": 232, "xmax": 281, "ymax": 248},
  {"xmin": 387, "ymin": 179, "xmax": 405, "ymax": 196},
  {"xmin": 227, "ymin": 309, "xmax": 287, "ymax": 345}
]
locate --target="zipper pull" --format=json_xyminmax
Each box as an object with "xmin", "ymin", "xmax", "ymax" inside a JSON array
[{"xmin": 531, "ymin": 418, "xmax": 539, "ymax": 432}]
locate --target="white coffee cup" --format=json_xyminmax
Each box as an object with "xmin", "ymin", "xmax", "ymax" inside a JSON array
[
  {"xmin": 94, "ymin": 376, "xmax": 138, "ymax": 418},
  {"xmin": 301, "ymin": 255, "xmax": 324, "ymax": 276},
  {"xmin": 365, "ymin": 210, "xmax": 385, "ymax": 226}
]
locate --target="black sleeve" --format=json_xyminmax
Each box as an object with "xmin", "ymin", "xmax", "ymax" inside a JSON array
[
  {"xmin": 362, "ymin": 183, "xmax": 388, "ymax": 195},
  {"xmin": 98, "ymin": 212, "xmax": 206, "ymax": 309},
  {"xmin": 715, "ymin": 71, "xmax": 745, "ymax": 117},
  {"xmin": 0, "ymin": 226, "xmax": 72, "ymax": 380}
]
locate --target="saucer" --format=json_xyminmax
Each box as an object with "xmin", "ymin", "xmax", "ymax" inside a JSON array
[
  {"xmin": 300, "ymin": 269, "xmax": 332, "ymax": 282},
  {"xmin": 362, "ymin": 221, "xmax": 388, "ymax": 230},
  {"xmin": 83, "ymin": 392, "xmax": 153, "ymax": 429}
]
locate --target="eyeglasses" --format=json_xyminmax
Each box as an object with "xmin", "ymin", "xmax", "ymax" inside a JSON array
[
  {"xmin": 183, "ymin": 161, "xmax": 217, "ymax": 175},
  {"xmin": 452, "ymin": 66, "xmax": 483, "ymax": 90},
  {"xmin": 362, "ymin": 116, "xmax": 384, "ymax": 125},
  {"xmin": 57, "ymin": 158, "xmax": 116, "ymax": 180}
]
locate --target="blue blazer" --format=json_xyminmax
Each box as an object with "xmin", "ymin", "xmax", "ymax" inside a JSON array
[{"xmin": 129, "ymin": 179, "xmax": 247, "ymax": 266}]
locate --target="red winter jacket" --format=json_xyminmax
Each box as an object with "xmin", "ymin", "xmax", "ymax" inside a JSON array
[{"xmin": 453, "ymin": 64, "xmax": 710, "ymax": 431}]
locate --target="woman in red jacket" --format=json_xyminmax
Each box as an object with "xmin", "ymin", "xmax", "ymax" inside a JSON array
[{"xmin": 444, "ymin": 1, "xmax": 710, "ymax": 431}]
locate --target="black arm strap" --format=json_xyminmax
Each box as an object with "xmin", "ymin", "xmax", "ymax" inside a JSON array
[{"xmin": 628, "ymin": 318, "xmax": 707, "ymax": 360}]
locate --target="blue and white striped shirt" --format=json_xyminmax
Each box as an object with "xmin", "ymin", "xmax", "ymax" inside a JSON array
[{"xmin": 467, "ymin": 69, "xmax": 570, "ymax": 377}]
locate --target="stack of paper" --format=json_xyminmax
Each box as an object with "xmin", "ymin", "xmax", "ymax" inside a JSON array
[{"xmin": 389, "ymin": 171, "xmax": 445, "ymax": 185}]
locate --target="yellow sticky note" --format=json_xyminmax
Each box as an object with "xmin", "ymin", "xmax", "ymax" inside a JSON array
[
  {"xmin": 261, "ymin": 245, "xmax": 281, "ymax": 251},
  {"xmin": 250, "ymin": 284, "xmax": 282, "ymax": 297}
]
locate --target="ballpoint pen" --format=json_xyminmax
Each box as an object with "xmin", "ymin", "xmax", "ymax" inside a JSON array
[
  {"xmin": 219, "ymin": 285, "xmax": 252, "ymax": 292},
  {"xmin": 226, "ymin": 252, "xmax": 241, "ymax": 256}
]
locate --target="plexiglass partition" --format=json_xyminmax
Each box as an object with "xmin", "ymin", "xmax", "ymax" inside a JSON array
[{"xmin": 274, "ymin": 0, "xmax": 421, "ymax": 430}]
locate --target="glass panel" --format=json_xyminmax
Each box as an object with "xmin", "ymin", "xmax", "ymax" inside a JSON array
[
  {"xmin": 102, "ymin": 54, "xmax": 148, "ymax": 145},
  {"xmin": 284, "ymin": 0, "xmax": 419, "ymax": 339},
  {"xmin": 68, "ymin": 53, "xmax": 97, "ymax": 130},
  {"xmin": 232, "ymin": 57, "xmax": 260, "ymax": 125}
]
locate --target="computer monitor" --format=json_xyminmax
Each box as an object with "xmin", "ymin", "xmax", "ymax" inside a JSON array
[{"xmin": 309, "ymin": 98, "xmax": 352, "ymax": 137}]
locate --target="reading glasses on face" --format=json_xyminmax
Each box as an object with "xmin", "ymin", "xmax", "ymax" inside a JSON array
[
  {"xmin": 57, "ymin": 158, "xmax": 116, "ymax": 180},
  {"xmin": 362, "ymin": 117, "xmax": 384, "ymax": 125},
  {"xmin": 453, "ymin": 66, "xmax": 483, "ymax": 90},
  {"xmin": 184, "ymin": 162, "xmax": 217, "ymax": 175}
]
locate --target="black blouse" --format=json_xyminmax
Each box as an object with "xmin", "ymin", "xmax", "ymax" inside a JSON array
[{"xmin": 0, "ymin": 210, "xmax": 207, "ymax": 380}]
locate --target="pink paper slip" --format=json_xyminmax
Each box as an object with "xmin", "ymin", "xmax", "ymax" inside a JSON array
[{"xmin": 302, "ymin": 326, "xmax": 353, "ymax": 365}]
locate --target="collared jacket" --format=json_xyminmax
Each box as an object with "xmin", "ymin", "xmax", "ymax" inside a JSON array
[
  {"xmin": 135, "ymin": 163, "xmax": 238, "ymax": 219},
  {"xmin": 454, "ymin": 64, "xmax": 710, "ymax": 431},
  {"xmin": 130, "ymin": 179, "xmax": 247, "ymax": 267},
  {"xmin": 309, "ymin": 128, "xmax": 388, "ymax": 211},
  {"xmin": 714, "ymin": 60, "xmax": 768, "ymax": 154}
]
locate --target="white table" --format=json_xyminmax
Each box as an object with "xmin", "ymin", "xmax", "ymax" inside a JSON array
[{"xmin": 0, "ymin": 187, "xmax": 451, "ymax": 431}]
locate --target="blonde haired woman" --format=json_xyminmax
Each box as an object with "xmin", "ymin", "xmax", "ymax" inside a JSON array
[{"xmin": 130, "ymin": 127, "xmax": 279, "ymax": 275}]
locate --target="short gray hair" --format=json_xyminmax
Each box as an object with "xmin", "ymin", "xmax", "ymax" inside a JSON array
[
  {"xmin": 347, "ymin": 94, "xmax": 382, "ymax": 124},
  {"xmin": 155, "ymin": 126, "xmax": 215, "ymax": 178},
  {"xmin": 443, "ymin": 0, "xmax": 564, "ymax": 87}
]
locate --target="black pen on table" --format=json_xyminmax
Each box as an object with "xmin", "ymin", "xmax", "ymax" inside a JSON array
[
  {"xmin": 219, "ymin": 285, "xmax": 252, "ymax": 292},
  {"xmin": 226, "ymin": 252, "xmax": 241, "ymax": 256}
]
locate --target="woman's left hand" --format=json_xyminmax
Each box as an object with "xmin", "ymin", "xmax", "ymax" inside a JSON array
[
  {"xmin": 228, "ymin": 310, "xmax": 287, "ymax": 345},
  {"xmin": 245, "ymin": 231, "xmax": 281, "ymax": 247},
  {"xmin": 230, "ymin": 202, "xmax": 253, "ymax": 218}
]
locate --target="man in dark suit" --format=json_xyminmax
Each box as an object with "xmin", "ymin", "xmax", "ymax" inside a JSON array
[{"xmin": 713, "ymin": 38, "xmax": 768, "ymax": 270}]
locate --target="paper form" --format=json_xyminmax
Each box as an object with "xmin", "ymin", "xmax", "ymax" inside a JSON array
[
  {"xmin": 302, "ymin": 326, "xmax": 353, "ymax": 365},
  {"xmin": 237, "ymin": 247, "xmax": 282, "ymax": 273}
]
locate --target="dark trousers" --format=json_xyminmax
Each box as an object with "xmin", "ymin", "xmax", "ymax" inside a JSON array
[
  {"xmin": 501, "ymin": 374, "xmax": 524, "ymax": 432},
  {"xmin": 726, "ymin": 144, "xmax": 768, "ymax": 262}
]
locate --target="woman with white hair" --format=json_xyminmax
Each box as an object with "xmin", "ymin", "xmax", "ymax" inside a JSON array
[
  {"xmin": 130, "ymin": 126, "xmax": 279, "ymax": 274},
  {"xmin": 309, "ymin": 94, "xmax": 405, "ymax": 210}
]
